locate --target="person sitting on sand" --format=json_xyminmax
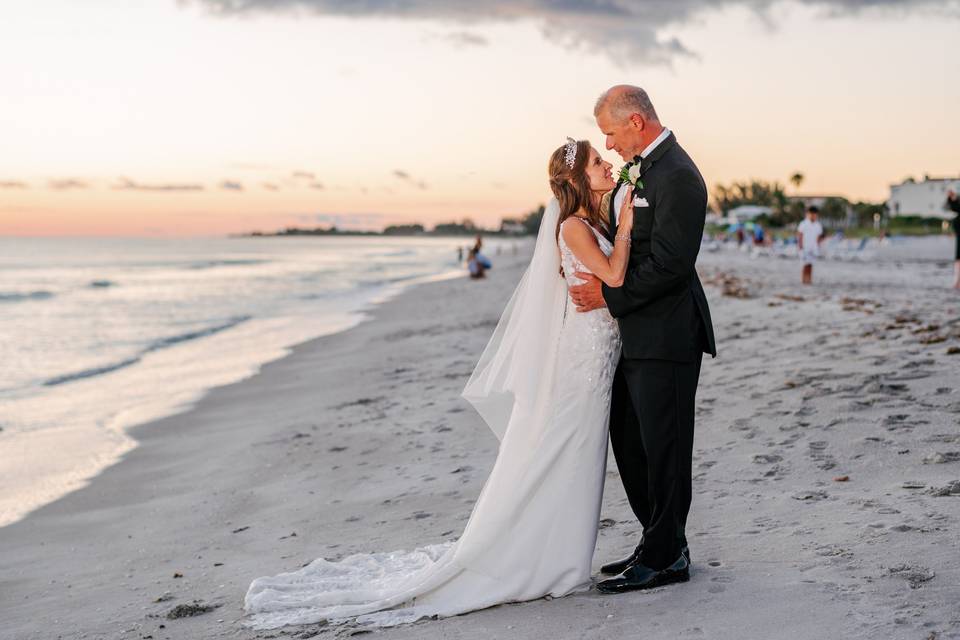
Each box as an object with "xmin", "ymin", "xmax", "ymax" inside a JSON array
[
  {"xmin": 467, "ymin": 248, "xmax": 486, "ymax": 279},
  {"xmin": 797, "ymin": 206, "xmax": 824, "ymax": 285}
]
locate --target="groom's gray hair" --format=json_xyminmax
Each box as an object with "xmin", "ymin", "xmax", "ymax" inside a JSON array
[{"xmin": 594, "ymin": 86, "xmax": 659, "ymax": 123}]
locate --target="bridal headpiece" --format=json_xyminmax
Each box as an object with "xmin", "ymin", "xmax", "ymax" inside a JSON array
[{"xmin": 563, "ymin": 137, "xmax": 577, "ymax": 169}]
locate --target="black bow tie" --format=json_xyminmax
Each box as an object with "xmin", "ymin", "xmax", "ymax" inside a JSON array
[{"xmin": 631, "ymin": 155, "xmax": 654, "ymax": 175}]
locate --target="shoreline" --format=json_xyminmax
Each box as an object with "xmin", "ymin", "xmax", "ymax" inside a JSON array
[
  {"xmin": 0, "ymin": 265, "xmax": 468, "ymax": 531},
  {"xmin": 3, "ymin": 239, "xmax": 959, "ymax": 640}
]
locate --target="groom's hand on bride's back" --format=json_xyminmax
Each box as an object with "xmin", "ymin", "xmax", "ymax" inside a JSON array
[{"xmin": 569, "ymin": 272, "xmax": 607, "ymax": 312}]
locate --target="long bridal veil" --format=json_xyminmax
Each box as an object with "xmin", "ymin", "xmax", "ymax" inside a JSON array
[{"xmin": 461, "ymin": 198, "xmax": 567, "ymax": 442}]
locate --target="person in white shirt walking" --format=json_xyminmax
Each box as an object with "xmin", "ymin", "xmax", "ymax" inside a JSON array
[{"xmin": 797, "ymin": 206, "xmax": 824, "ymax": 285}]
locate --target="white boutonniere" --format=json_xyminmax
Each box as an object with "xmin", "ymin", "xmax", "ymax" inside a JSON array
[{"xmin": 618, "ymin": 161, "xmax": 644, "ymax": 190}]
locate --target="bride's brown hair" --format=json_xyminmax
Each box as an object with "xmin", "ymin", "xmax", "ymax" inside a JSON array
[{"xmin": 548, "ymin": 140, "xmax": 607, "ymax": 243}]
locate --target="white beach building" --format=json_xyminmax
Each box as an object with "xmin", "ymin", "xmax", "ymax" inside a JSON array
[
  {"xmin": 725, "ymin": 204, "xmax": 771, "ymax": 222},
  {"xmin": 888, "ymin": 176, "xmax": 960, "ymax": 219}
]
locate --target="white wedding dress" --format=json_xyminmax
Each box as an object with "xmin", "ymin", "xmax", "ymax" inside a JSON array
[{"xmin": 244, "ymin": 208, "xmax": 621, "ymax": 629}]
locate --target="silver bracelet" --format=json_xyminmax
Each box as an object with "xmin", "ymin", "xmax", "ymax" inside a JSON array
[{"xmin": 614, "ymin": 233, "xmax": 632, "ymax": 243}]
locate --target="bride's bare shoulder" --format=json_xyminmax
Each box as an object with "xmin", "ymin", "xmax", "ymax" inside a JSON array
[{"xmin": 560, "ymin": 217, "xmax": 595, "ymax": 246}]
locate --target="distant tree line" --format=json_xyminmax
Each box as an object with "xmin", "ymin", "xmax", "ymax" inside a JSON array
[
  {"xmin": 501, "ymin": 204, "xmax": 547, "ymax": 235},
  {"xmin": 247, "ymin": 206, "xmax": 551, "ymax": 238},
  {"xmin": 248, "ymin": 227, "xmax": 377, "ymax": 237},
  {"xmin": 711, "ymin": 174, "xmax": 887, "ymax": 229}
]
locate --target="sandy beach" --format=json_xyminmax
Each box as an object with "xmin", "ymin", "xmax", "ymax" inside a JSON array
[{"xmin": 3, "ymin": 238, "xmax": 960, "ymax": 640}]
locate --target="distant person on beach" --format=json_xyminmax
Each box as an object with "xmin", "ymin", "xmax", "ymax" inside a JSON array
[
  {"xmin": 947, "ymin": 190, "xmax": 960, "ymax": 289},
  {"xmin": 753, "ymin": 223, "xmax": 765, "ymax": 246},
  {"xmin": 797, "ymin": 206, "xmax": 825, "ymax": 285},
  {"xmin": 469, "ymin": 234, "xmax": 494, "ymax": 272},
  {"xmin": 466, "ymin": 248, "xmax": 486, "ymax": 279}
]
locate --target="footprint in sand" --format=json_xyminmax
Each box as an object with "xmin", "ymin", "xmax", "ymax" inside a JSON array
[
  {"xmin": 922, "ymin": 452, "xmax": 960, "ymax": 464},
  {"xmin": 793, "ymin": 490, "xmax": 829, "ymax": 502},
  {"xmin": 887, "ymin": 564, "xmax": 935, "ymax": 589},
  {"xmin": 777, "ymin": 433, "xmax": 802, "ymax": 446},
  {"xmin": 928, "ymin": 480, "xmax": 960, "ymax": 496},
  {"xmin": 807, "ymin": 440, "xmax": 837, "ymax": 471},
  {"xmin": 729, "ymin": 418, "xmax": 759, "ymax": 440},
  {"xmin": 753, "ymin": 453, "xmax": 783, "ymax": 464},
  {"xmin": 925, "ymin": 434, "xmax": 960, "ymax": 443}
]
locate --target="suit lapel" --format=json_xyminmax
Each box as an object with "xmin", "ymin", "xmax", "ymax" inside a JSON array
[
  {"xmin": 639, "ymin": 132, "xmax": 676, "ymax": 177},
  {"xmin": 629, "ymin": 133, "xmax": 677, "ymax": 221}
]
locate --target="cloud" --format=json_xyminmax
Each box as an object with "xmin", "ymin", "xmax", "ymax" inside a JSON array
[
  {"xmin": 220, "ymin": 180, "xmax": 244, "ymax": 191},
  {"xmin": 0, "ymin": 181, "xmax": 28, "ymax": 189},
  {"xmin": 393, "ymin": 169, "xmax": 428, "ymax": 190},
  {"xmin": 113, "ymin": 177, "xmax": 205, "ymax": 192},
  {"xmin": 424, "ymin": 30, "xmax": 489, "ymax": 48},
  {"xmin": 48, "ymin": 179, "xmax": 90, "ymax": 191},
  {"xmin": 188, "ymin": 0, "xmax": 960, "ymax": 64},
  {"xmin": 290, "ymin": 171, "xmax": 324, "ymax": 189},
  {"xmin": 262, "ymin": 182, "xmax": 280, "ymax": 191}
]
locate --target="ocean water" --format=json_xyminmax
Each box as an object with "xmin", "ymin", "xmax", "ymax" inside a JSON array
[{"xmin": 0, "ymin": 235, "xmax": 523, "ymax": 527}]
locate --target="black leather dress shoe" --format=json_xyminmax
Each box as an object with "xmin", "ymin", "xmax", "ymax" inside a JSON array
[
  {"xmin": 596, "ymin": 554, "xmax": 690, "ymax": 594},
  {"xmin": 600, "ymin": 543, "xmax": 642, "ymax": 575},
  {"xmin": 601, "ymin": 543, "xmax": 689, "ymax": 576}
]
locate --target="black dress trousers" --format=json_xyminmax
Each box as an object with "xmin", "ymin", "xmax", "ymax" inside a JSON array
[{"xmin": 609, "ymin": 351, "xmax": 703, "ymax": 571}]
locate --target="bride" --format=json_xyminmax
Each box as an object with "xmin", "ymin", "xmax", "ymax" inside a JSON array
[{"xmin": 243, "ymin": 138, "xmax": 635, "ymax": 629}]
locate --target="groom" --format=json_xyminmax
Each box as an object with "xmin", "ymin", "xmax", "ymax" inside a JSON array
[{"xmin": 569, "ymin": 85, "xmax": 716, "ymax": 593}]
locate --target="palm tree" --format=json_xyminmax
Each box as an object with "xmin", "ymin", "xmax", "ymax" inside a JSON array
[{"xmin": 790, "ymin": 172, "xmax": 804, "ymax": 192}]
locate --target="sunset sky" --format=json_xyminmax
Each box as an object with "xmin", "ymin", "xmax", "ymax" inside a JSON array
[{"xmin": 1, "ymin": 0, "xmax": 958, "ymax": 236}]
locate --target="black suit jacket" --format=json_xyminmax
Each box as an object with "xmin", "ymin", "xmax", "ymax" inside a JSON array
[{"xmin": 601, "ymin": 133, "xmax": 717, "ymax": 362}]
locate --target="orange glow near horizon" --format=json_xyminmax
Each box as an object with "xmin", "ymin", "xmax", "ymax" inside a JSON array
[{"xmin": 1, "ymin": 2, "xmax": 957, "ymax": 236}]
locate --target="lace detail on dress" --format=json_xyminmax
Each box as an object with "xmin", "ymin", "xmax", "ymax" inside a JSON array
[
  {"xmin": 245, "ymin": 543, "xmax": 456, "ymax": 629},
  {"xmin": 556, "ymin": 217, "xmax": 621, "ymax": 389}
]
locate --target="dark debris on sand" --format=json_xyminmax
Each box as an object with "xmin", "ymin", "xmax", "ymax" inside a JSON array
[{"xmin": 166, "ymin": 601, "xmax": 220, "ymax": 619}]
